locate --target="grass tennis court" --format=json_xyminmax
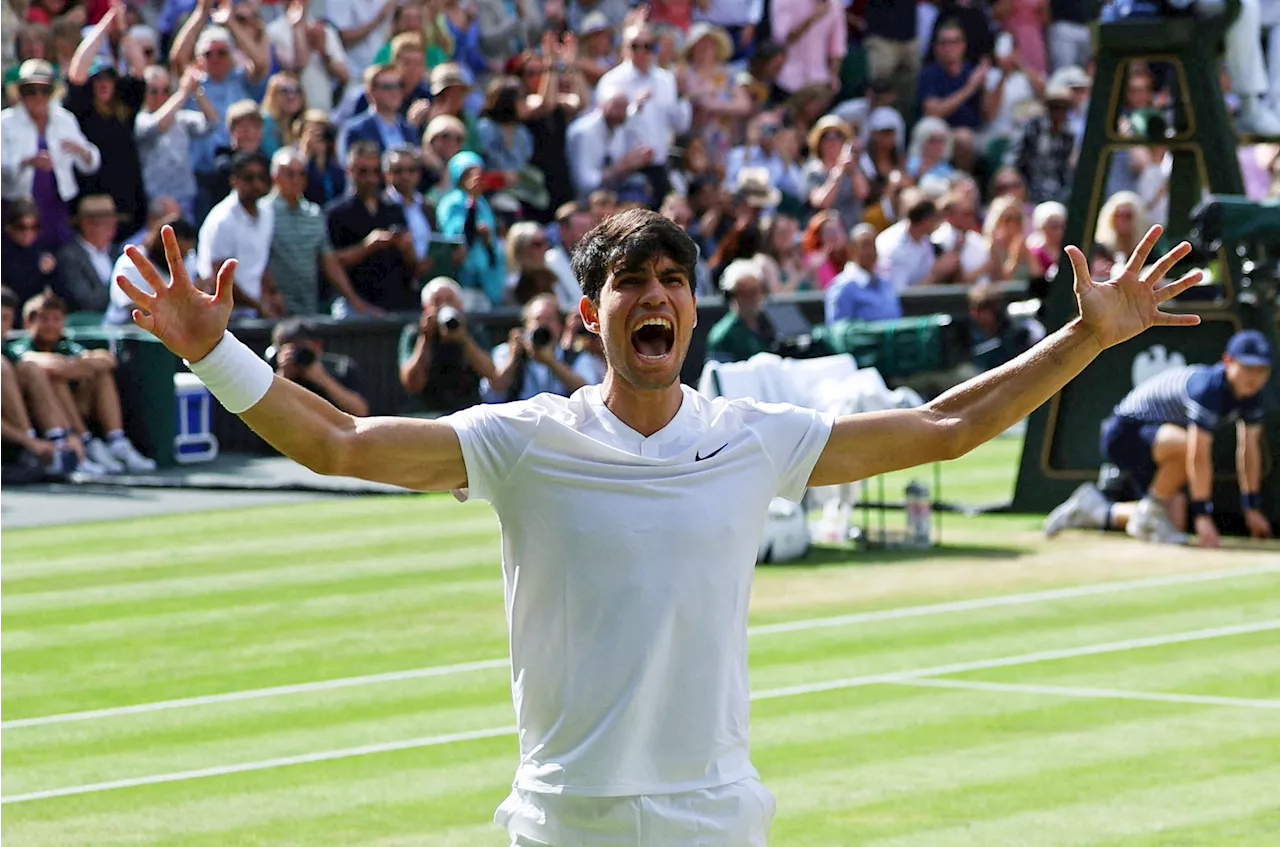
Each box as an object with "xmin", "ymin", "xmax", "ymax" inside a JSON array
[{"xmin": 4, "ymin": 438, "xmax": 1279, "ymax": 845}]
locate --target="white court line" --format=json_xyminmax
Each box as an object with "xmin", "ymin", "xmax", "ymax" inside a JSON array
[
  {"xmin": 889, "ymin": 677, "xmax": 1280, "ymax": 709},
  {"xmin": 0, "ymin": 726, "xmax": 518, "ymax": 806},
  {"xmin": 4, "ymin": 619, "xmax": 1276, "ymax": 805},
  {"xmin": 8, "ymin": 563, "xmax": 1277, "ymax": 730},
  {"xmin": 750, "ymin": 619, "xmax": 1280, "ymax": 701}
]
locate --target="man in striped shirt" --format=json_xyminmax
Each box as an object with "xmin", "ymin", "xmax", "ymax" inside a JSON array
[{"xmin": 1045, "ymin": 330, "xmax": 1274, "ymax": 546}]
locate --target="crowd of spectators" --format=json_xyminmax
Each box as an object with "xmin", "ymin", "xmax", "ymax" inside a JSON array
[{"xmin": 4, "ymin": 0, "xmax": 1280, "ymax": 479}]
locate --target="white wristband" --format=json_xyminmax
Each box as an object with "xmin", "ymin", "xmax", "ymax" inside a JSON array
[{"xmin": 185, "ymin": 331, "xmax": 275, "ymax": 414}]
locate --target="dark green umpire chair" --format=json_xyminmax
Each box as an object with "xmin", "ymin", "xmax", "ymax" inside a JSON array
[{"xmin": 1012, "ymin": 0, "xmax": 1280, "ymax": 526}]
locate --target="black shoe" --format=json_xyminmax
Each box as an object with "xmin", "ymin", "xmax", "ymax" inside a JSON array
[{"xmin": 1, "ymin": 449, "xmax": 51, "ymax": 485}]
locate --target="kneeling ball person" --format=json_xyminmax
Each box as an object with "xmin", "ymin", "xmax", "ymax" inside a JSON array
[{"xmin": 1045, "ymin": 330, "xmax": 1274, "ymax": 546}]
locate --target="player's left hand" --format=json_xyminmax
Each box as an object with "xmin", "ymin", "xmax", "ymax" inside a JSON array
[
  {"xmin": 1064, "ymin": 224, "xmax": 1202, "ymax": 351},
  {"xmin": 1245, "ymin": 508, "xmax": 1273, "ymax": 539}
]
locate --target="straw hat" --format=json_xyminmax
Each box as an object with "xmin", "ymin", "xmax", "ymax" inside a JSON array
[
  {"xmin": 580, "ymin": 11, "xmax": 613, "ymax": 37},
  {"xmin": 682, "ymin": 22, "xmax": 733, "ymax": 62},
  {"xmin": 734, "ymin": 167, "xmax": 782, "ymax": 209},
  {"xmin": 429, "ymin": 63, "xmax": 472, "ymax": 96},
  {"xmin": 72, "ymin": 194, "xmax": 127, "ymax": 223},
  {"xmin": 807, "ymin": 114, "xmax": 853, "ymax": 154}
]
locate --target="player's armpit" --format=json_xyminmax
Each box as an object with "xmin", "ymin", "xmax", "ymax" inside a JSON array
[
  {"xmin": 808, "ymin": 407, "xmax": 962, "ymax": 487},
  {"xmin": 239, "ymin": 376, "xmax": 467, "ymax": 492}
]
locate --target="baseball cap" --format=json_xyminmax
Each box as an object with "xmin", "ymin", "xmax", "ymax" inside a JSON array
[
  {"xmin": 17, "ymin": 59, "xmax": 56, "ymax": 86},
  {"xmin": 1226, "ymin": 329, "xmax": 1273, "ymax": 367}
]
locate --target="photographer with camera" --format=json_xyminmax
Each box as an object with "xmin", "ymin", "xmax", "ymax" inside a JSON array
[
  {"xmin": 269, "ymin": 318, "xmax": 369, "ymax": 416},
  {"xmin": 399, "ymin": 277, "xmax": 496, "ymax": 416},
  {"xmin": 484, "ymin": 293, "xmax": 587, "ymax": 403}
]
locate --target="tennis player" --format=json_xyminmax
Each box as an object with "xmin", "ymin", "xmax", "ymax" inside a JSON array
[{"xmin": 120, "ymin": 211, "xmax": 1200, "ymax": 846}]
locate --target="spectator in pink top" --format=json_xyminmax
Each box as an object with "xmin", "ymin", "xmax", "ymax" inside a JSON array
[{"xmin": 771, "ymin": 0, "xmax": 846, "ymax": 96}]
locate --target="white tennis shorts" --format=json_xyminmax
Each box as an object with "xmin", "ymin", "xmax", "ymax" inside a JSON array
[{"xmin": 494, "ymin": 777, "xmax": 777, "ymax": 847}]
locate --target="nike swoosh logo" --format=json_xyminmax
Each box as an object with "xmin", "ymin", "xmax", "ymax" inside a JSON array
[{"xmin": 695, "ymin": 444, "xmax": 728, "ymax": 462}]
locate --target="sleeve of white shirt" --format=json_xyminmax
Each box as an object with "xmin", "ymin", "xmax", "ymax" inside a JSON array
[
  {"xmin": 440, "ymin": 400, "xmax": 543, "ymax": 504},
  {"xmin": 743, "ymin": 400, "xmax": 835, "ymax": 503}
]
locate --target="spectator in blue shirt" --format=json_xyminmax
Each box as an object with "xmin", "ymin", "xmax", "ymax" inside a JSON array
[
  {"xmin": 339, "ymin": 64, "xmax": 417, "ymax": 162},
  {"xmin": 1045, "ymin": 330, "xmax": 1275, "ymax": 549},
  {"xmin": 917, "ymin": 19, "xmax": 987, "ymax": 132},
  {"xmin": 824, "ymin": 223, "xmax": 902, "ymax": 324}
]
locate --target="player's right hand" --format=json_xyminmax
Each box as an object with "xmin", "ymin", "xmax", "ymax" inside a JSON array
[
  {"xmin": 119, "ymin": 225, "xmax": 235, "ymax": 363},
  {"xmin": 1194, "ymin": 514, "xmax": 1221, "ymax": 548},
  {"xmin": 1245, "ymin": 509, "xmax": 1273, "ymax": 540}
]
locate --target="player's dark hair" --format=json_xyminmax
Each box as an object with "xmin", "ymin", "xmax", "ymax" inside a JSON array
[
  {"xmin": 271, "ymin": 317, "xmax": 321, "ymax": 348},
  {"xmin": 571, "ymin": 209, "xmax": 699, "ymax": 303}
]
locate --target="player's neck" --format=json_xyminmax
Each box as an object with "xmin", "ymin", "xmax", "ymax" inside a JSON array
[{"xmin": 599, "ymin": 374, "xmax": 684, "ymax": 438}]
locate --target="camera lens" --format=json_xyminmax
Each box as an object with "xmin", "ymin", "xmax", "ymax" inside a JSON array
[
  {"xmin": 293, "ymin": 346, "xmax": 316, "ymax": 367},
  {"xmin": 437, "ymin": 305, "xmax": 462, "ymax": 331},
  {"xmin": 530, "ymin": 326, "xmax": 553, "ymax": 348}
]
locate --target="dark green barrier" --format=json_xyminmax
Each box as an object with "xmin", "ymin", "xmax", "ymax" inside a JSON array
[
  {"xmin": 48, "ymin": 282, "xmax": 1029, "ymax": 459},
  {"xmin": 63, "ymin": 327, "xmax": 179, "ymax": 467},
  {"xmin": 811, "ymin": 315, "xmax": 964, "ymax": 379}
]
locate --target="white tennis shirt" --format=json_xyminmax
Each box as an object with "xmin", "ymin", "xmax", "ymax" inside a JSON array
[{"xmin": 444, "ymin": 384, "xmax": 834, "ymax": 797}]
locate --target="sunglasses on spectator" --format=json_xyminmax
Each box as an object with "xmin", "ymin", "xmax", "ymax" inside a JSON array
[
  {"xmin": 146, "ymin": 86, "xmax": 169, "ymax": 95},
  {"xmin": 375, "ymin": 80, "xmax": 404, "ymax": 91},
  {"xmin": 277, "ymin": 166, "xmax": 307, "ymax": 178},
  {"xmin": 389, "ymin": 164, "xmax": 421, "ymax": 174},
  {"xmin": 937, "ymin": 36, "xmax": 964, "ymax": 45},
  {"xmin": 19, "ymin": 84, "xmax": 52, "ymax": 97},
  {"xmin": 353, "ymin": 166, "xmax": 381, "ymax": 176},
  {"xmin": 203, "ymin": 47, "xmax": 230, "ymax": 57},
  {"xmin": 436, "ymin": 132, "xmax": 463, "ymax": 142},
  {"xmin": 630, "ymin": 41, "xmax": 654, "ymax": 51},
  {"xmin": 8, "ymin": 221, "xmax": 39, "ymax": 232},
  {"xmin": 238, "ymin": 171, "xmax": 268, "ymax": 183},
  {"xmin": 278, "ymin": 86, "xmax": 302, "ymax": 96}
]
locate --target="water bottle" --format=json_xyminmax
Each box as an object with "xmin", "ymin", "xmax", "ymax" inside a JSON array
[{"xmin": 905, "ymin": 481, "xmax": 932, "ymax": 548}]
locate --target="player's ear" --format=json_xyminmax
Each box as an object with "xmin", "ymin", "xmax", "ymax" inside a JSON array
[{"xmin": 580, "ymin": 295, "xmax": 600, "ymax": 334}]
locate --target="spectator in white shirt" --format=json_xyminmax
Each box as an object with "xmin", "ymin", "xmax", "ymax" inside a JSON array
[
  {"xmin": 875, "ymin": 192, "xmax": 954, "ymax": 290},
  {"xmin": 930, "ymin": 185, "xmax": 990, "ymax": 285},
  {"xmin": 325, "ymin": 0, "xmax": 397, "ymax": 111},
  {"xmin": 595, "ymin": 23, "xmax": 691, "ymax": 203},
  {"xmin": 566, "ymin": 89, "xmax": 651, "ymax": 201},
  {"xmin": 196, "ymin": 150, "xmax": 281, "ymax": 317},
  {"xmin": 266, "ymin": 0, "xmax": 351, "ymax": 114}
]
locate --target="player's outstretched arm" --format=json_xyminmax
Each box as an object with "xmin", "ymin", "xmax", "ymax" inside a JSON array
[
  {"xmin": 119, "ymin": 226, "xmax": 467, "ymax": 492},
  {"xmin": 810, "ymin": 225, "xmax": 1202, "ymax": 486}
]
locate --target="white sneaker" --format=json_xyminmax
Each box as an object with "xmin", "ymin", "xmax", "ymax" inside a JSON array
[
  {"xmin": 108, "ymin": 437, "xmax": 157, "ymax": 473},
  {"xmin": 1125, "ymin": 497, "xmax": 1190, "ymax": 545},
  {"xmin": 85, "ymin": 437, "xmax": 126, "ymax": 473},
  {"xmin": 70, "ymin": 456, "xmax": 113, "ymax": 479},
  {"xmin": 1043, "ymin": 483, "xmax": 1111, "ymax": 537}
]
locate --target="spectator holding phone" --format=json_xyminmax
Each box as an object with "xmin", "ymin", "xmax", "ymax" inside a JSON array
[
  {"xmin": 325, "ymin": 140, "xmax": 418, "ymax": 315},
  {"xmin": 399, "ymin": 276, "xmax": 496, "ymax": 415},
  {"xmin": 436, "ymin": 150, "xmax": 506, "ymax": 307},
  {"xmin": 803, "ymin": 115, "xmax": 869, "ymax": 230}
]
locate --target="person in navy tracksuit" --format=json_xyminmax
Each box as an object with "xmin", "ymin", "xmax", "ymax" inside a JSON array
[{"xmin": 1045, "ymin": 330, "xmax": 1274, "ymax": 546}]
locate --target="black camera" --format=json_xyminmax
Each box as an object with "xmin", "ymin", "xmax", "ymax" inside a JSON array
[
  {"xmin": 292, "ymin": 346, "xmax": 317, "ymax": 368},
  {"xmin": 437, "ymin": 305, "xmax": 462, "ymax": 332},
  {"xmin": 528, "ymin": 326, "xmax": 554, "ymax": 348}
]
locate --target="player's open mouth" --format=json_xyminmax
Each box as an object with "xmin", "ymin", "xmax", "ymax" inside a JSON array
[{"xmin": 631, "ymin": 316, "xmax": 675, "ymax": 360}]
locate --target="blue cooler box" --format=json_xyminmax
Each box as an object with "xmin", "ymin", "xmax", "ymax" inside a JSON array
[{"xmin": 174, "ymin": 372, "xmax": 219, "ymax": 464}]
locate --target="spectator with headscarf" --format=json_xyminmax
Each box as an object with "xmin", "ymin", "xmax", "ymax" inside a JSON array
[{"xmin": 437, "ymin": 150, "xmax": 506, "ymax": 307}]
